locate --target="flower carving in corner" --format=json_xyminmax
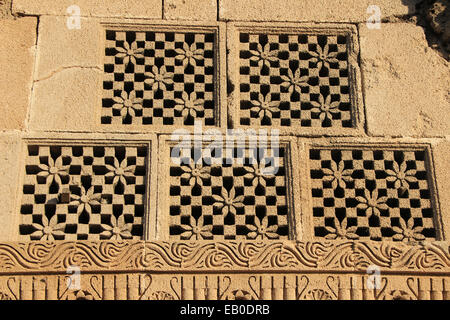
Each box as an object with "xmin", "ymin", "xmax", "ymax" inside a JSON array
[
  {"xmin": 112, "ymin": 91, "xmax": 143, "ymax": 120},
  {"xmin": 247, "ymin": 216, "xmax": 279, "ymax": 240},
  {"xmin": 105, "ymin": 158, "xmax": 136, "ymax": 187},
  {"xmin": 310, "ymin": 94, "xmax": 341, "ymax": 122},
  {"xmin": 31, "ymin": 215, "xmax": 66, "ymax": 241},
  {"xmin": 115, "ymin": 41, "xmax": 144, "ymax": 67},
  {"xmin": 100, "ymin": 215, "xmax": 133, "ymax": 240},
  {"xmin": 175, "ymin": 43, "xmax": 204, "ymax": 68},
  {"xmin": 180, "ymin": 216, "xmax": 213, "ymax": 240},
  {"xmin": 386, "ymin": 161, "xmax": 417, "ymax": 192},
  {"xmin": 307, "ymin": 44, "xmax": 338, "ymax": 70},
  {"xmin": 321, "ymin": 160, "xmax": 352, "ymax": 189},
  {"xmin": 249, "ymin": 43, "xmax": 279, "ymax": 69},
  {"xmin": 243, "ymin": 161, "xmax": 275, "ymax": 187},
  {"xmin": 38, "ymin": 156, "xmax": 69, "ymax": 187},
  {"xmin": 392, "ymin": 218, "xmax": 425, "ymax": 242}
]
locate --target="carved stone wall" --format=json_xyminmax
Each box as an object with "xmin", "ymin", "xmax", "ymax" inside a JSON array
[
  {"xmin": 0, "ymin": 241, "xmax": 448, "ymax": 300},
  {"xmin": 0, "ymin": 0, "xmax": 449, "ymax": 300}
]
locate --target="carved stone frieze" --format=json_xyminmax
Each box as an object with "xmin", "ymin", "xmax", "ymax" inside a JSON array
[{"xmin": 0, "ymin": 241, "xmax": 448, "ymax": 273}]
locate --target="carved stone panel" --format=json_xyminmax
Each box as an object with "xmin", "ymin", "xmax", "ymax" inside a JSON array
[
  {"xmin": 228, "ymin": 23, "xmax": 364, "ymax": 136},
  {"xmin": 18, "ymin": 137, "xmax": 156, "ymax": 241},
  {"xmin": 101, "ymin": 22, "xmax": 227, "ymax": 132}
]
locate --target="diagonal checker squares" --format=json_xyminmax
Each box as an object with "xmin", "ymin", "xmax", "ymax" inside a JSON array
[
  {"xmin": 309, "ymin": 147, "xmax": 437, "ymax": 241},
  {"xmin": 239, "ymin": 32, "xmax": 352, "ymax": 128},
  {"xmin": 168, "ymin": 145, "xmax": 290, "ymax": 240},
  {"xmin": 19, "ymin": 144, "xmax": 148, "ymax": 241},
  {"xmin": 102, "ymin": 29, "xmax": 216, "ymax": 126}
]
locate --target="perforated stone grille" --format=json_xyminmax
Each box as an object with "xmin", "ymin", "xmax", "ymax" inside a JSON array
[
  {"xmin": 238, "ymin": 32, "xmax": 353, "ymax": 128},
  {"xmin": 19, "ymin": 144, "xmax": 148, "ymax": 240},
  {"xmin": 168, "ymin": 145, "xmax": 290, "ymax": 240},
  {"xmin": 309, "ymin": 147, "xmax": 438, "ymax": 241},
  {"xmin": 102, "ymin": 29, "xmax": 217, "ymax": 126}
]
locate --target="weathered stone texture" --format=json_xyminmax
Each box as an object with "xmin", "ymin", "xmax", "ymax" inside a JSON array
[
  {"xmin": 432, "ymin": 138, "xmax": 450, "ymax": 239},
  {"xmin": 219, "ymin": 0, "xmax": 421, "ymax": 22},
  {"xmin": 0, "ymin": 17, "xmax": 36, "ymax": 130},
  {"xmin": 0, "ymin": 0, "xmax": 12, "ymax": 18},
  {"xmin": 34, "ymin": 16, "xmax": 102, "ymax": 81},
  {"xmin": 165, "ymin": 0, "xmax": 217, "ymax": 20},
  {"xmin": 1, "ymin": 0, "xmax": 450, "ymax": 301},
  {"xmin": 12, "ymin": 0, "xmax": 163, "ymax": 18},
  {"xmin": 360, "ymin": 23, "xmax": 450, "ymax": 137},
  {"xmin": 29, "ymin": 67, "xmax": 101, "ymax": 131},
  {"xmin": 0, "ymin": 133, "xmax": 22, "ymax": 241}
]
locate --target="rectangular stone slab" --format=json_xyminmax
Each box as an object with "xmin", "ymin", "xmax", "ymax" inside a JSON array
[
  {"xmin": 13, "ymin": 0, "xmax": 163, "ymax": 18},
  {"xmin": 218, "ymin": 0, "xmax": 421, "ymax": 22}
]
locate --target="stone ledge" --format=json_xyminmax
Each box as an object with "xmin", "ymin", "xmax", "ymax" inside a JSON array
[
  {"xmin": 12, "ymin": 0, "xmax": 163, "ymax": 18},
  {"xmin": 0, "ymin": 241, "xmax": 449, "ymax": 273},
  {"xmin": 218, "ymin": 0, "xmax": 421, "ymax": 22}
]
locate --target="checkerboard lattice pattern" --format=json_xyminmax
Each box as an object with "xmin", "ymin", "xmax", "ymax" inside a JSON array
[
  {"xmin": 19, "ymin": 145, "xmax": 148, "ymax": 240},
  {"xmin": 309, "ymin": 148, "xmax": 437, "ymax": 241},
  {"xmin": 239, "ymin": 33, "xmax": 352, "ymax": 128},
  {"xmin": 169, "ymin": 146, "xmax": 290, "ymax": 240},
  {"xmin": 102, "ymin": 30, "xmax": 216, "ymax": 126}
]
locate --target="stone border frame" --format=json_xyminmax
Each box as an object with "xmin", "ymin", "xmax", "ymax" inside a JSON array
[
  {"xmin": 12, "ymin": 133, "xmax": 158, "ymax": 241},
  {"xmin": 227, "ymin": 22, "xmax": 365, "ymax": 136},
  {"xmin": 0, "ymin": 241, "xmax": 449, "ymax": 274},
  {"xmin": 298, "ymin": 138, "xmax": 444, "ymax": 241},
  {"xmin": 157, "ymin": 135, "xmax": 302, "ymax": 240},
  {"xmin": 97, "ymin": 20, "xmax": 228, "ymax": 133}
]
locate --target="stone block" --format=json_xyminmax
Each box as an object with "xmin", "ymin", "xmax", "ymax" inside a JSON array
[
  {"xmin": 0, "ymin": 17, "xmax": 37, "ymax": 130},
  {"xmin": 165, "ymin": 0, "xmax": 217, "ymax": 21},
  {"xmin": 359, "ymin": 23, "xmax": 450, "ymax": 137},
  {"xmin": 12, "ymin": 0, "xmax": 163, "ymax": 19},
  {"xmin": 218, "ymin": 0, "xmax": 420, "ymax": 23},
  {"xmin": 0, "ymin": 132, "xmax": 23, "ymax": 241}
]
